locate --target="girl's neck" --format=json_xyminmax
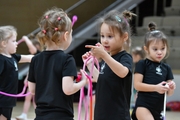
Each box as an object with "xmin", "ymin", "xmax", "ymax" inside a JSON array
[
  {"xmin": 0, "ymin": 52, "xmax": 11, "ymax": 57},
  {"xmin": 45, "ymin": 42, "xmax": 64, "ymax": 51}
]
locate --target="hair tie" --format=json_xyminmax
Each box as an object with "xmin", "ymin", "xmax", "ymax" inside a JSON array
[
  {"xmin": 45, "ymin": 15, "xmax": 48, "ymax": 19},
  {"xmin": 57, "ymin": 17, "xmax": 61, "ymax": 21},
  {"xmin": 124, "ymin": 18, "xmax": 129, "ymax": 26},
  {"xmin": 42, "ymin": 30, "xmax": 46, "ymax": 34},
  {"xmin": 54, "ymin": 28, "xmax": 58, "ymax": 31}
]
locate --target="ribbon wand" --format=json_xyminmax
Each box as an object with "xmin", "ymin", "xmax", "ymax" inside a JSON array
[{"xmin": 163, "ymin": 92, "xmax": 167, "ymax": 120}]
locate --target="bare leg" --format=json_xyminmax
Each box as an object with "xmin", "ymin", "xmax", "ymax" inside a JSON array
[
  {"xmin": 136, "ymin": 107, "xmax": 154, "ymax": 120},
  {"xmin": 0, "ymin": 115, "xmax": 7, "ymax": 120}
]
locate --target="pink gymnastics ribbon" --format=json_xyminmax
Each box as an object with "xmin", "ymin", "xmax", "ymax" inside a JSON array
[
  {"xmin": 72, "ymin": 15, "xmax": 78, "ymax": 27},
  {"xmin": 17, "ymin": 39, "xmax": 25, "ymax": 45},
  {"xmin": 0, "ymin": 83, "xmax": 31, "ymax": 97},
  {"xmin": 78, "ymin": 56, "xmax": 99, "ymax": 120}
]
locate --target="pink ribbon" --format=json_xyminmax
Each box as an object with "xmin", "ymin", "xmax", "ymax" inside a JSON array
[
  {"xmin": 78, "ymin": 56, "xmax": 99, "ymax": 120},
  {"xmin": 0, "ymin": 83, "xmax": 31, "ymax": 97}
]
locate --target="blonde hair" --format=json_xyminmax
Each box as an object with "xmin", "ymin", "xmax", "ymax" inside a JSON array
[
  {"xmin": 0, "ymin": 25, "xmax": 17, "ymax": 42},
  {"xmin": 0, "ymin": 25, "xmax": 17, "ymax": 51},
  {"xmin": 37, "ymin": 7, "xmax": 72, "ymax": 46}
]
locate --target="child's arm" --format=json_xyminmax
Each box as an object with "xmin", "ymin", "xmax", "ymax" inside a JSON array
[
  {"xmin": 86, "ymin": 43, "xmax": 129, "ymax": 78},
  {"xmin": 167, "ymin": 80, "xmax": 176, "ymax": 96},
  {"xmin": 101, "ymin": 51, "xmax": 129, "ymax": 78},
  {"xmin": 134, "ymin": 73, "xmax": 169, "ymax": 94},
  {"xmin": 19, "ymin": 55, "xmax": 34, "ymax": 63},
  {"xmin": 22, "ymin": 36, "xmax": 37, "ymax": 54},
  {"xmin": 28, "ymin": 81, "xmax": 35, "ymax": 95},
  {"xmin": 62, "ymin": 69, "xmax": 88, "ymax": 95}
]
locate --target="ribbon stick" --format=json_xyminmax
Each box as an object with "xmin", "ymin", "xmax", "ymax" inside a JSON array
[
  {"xmin": 78, "ymin": 56, "xmax": 99, "ymax": 120},
  {"xmin": 72, "ymin": 15, "xmax": 78, "ymax": 27},
  {"xmin": 163, "ymin": 92, "xmax": 167, "ymax": 120}
]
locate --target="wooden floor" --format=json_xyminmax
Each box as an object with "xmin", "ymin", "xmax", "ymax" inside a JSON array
[{"xmin": 11, "ymin": 102, "xmax": 180, "ymax": 120}]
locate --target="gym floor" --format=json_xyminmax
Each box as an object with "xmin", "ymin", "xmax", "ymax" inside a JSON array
[{"xmin": 11, "ymin": 102, "xmax": 180, "ymax": 120}]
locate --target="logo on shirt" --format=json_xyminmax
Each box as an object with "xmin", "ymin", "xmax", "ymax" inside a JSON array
[
  {"xmin": 99, "ymin": 62, "xmax": 105, "ymax": 74},
  {"xmin": 14, "ymin": 61, "xmax": 18, "ymax": 71},
  {"xmin": 156, "ymin": 65, "xmax": 162, "ymax": 75}
]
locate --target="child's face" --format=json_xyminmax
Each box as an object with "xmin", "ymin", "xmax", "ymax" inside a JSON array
[
  {"xmin": 100, "ymin": 23, "xmax": 125, "ymax": 55},
  {"xmin": 146, "ymin": 40, "xmax": 167, "ymax": 62},
  {"xmin": 5, "ymin": 34, "xmax": 17, "ymax": 54}
]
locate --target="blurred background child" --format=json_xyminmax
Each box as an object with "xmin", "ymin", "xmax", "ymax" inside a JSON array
[{"xmin": 0, "ymin": 25, "xmax": 33, "ymax": 120}]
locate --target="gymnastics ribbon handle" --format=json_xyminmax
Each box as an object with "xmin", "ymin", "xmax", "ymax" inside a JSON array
[{"xmin": 72, "ymin": 15, "xmax": 78, "ymax": 27}]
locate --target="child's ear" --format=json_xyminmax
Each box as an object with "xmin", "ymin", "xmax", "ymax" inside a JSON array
[
  {"xmin": 1, "ymin": 41, "xmax": 7, "ymax": 47},
  {"xmin": 123, "ymin": 32, "xmax": 128, "ymax": 42},
  {"xmin": 143, "ymin": 46, "xmax": 148, "ymax": 53},
  {"xmin": 63, "ymin": 31, "xmax": 69, "ymax": 41}
]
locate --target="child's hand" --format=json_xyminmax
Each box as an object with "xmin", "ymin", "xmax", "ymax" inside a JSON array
[
  {"xmin": 79, "ymin": 69, "xmax": 88, "ymax": 85},
  {"xmin": 82, "ymin": 51, "xmax": 93, "ymax": 65},
  {"xmin": 85, "ymin": 43, "xmax": 105, "ymax": 58},
  {"xmin": 21, "ymin": 36, "xmax": 29, "ymax": 42},
  {"xmin": 167, "ymin": 81, "xmax": 176, "ymax": 90},
  {"xmin": 156, "ymin": 81, "xmax": 169, "ymax": 94},
  {"xmin": 24, "ymin": 79, "xmax": 28, "ymax": 86}
]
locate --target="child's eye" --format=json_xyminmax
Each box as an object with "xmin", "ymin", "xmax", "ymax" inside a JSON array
[
  {"xmin": 108, "ymin": 35, "xmax": 113, "ymax": 38},
  {"xmin": 153, "ymin": 48, "xmax": 157, "ymax": 51},
  {"xmin": 100, "ymin": 35, "xmax": 104, "ymax": 38}
]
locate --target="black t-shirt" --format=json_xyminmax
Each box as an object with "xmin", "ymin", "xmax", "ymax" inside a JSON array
[
  {"xmin": 134, "ymin": 59, "xmax": 174, "ymax": 112},
  {"xmin": 94, "ymin": 51, "xmax": 133, "ymax": 120},
  {"xmin": 0, "ymin": 54, "xmax": 21, "ymax": 107},
  {"xmin": 28, "ymin": 50, "xmax": 77, "ymax": 120}
]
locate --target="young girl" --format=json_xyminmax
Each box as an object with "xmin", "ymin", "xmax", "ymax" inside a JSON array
[
  {"xmin": 131, "ymin": 22, "xmax": 176, "ymax": 120},
  {"xmin": 0, "ymin": 25, "xmax": 33, "ymax": 120},
  {"xmin": 27, "ymin": 7, "xmax": 88, "ymax": 120},
  {"xmin": 16, "ymin": 35, "xmax": 41, "ymax": 120},
  {"xmin": 82, "ymin": 10, "xmax": 136, "ymax": 120}
]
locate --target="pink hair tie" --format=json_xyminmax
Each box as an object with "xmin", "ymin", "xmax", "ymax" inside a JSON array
[
  {"xmin": 45, "ymin": 15, "xmax": 48, "ymax": 19},
  {"xmin": 54, "ymin": 28, "xmax": 58, "ymax": 31},
  {"xmin": 42, "ymin": 30, "xmax": 46, "ymax": 34},
  {"xmin": 57, "ymin": 17, "xmax": 61, "ymax": 21},
  {"xmin": 124, "ymin": 18, "xmax": 129, "ymax": 26}
]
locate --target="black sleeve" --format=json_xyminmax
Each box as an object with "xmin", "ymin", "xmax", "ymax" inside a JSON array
[
  {"xmin": 166, "ymin": 64, "xmax": 174, "ymax": 80},
  {"xmin": 28, "ymin": 57, "xmax": 35, "ymax": 83},
  {"xmin": 62, "ymin": 55, "xmax": 77, "ymax": 79},
  {"xmin": 120, "ymin": 54, "xmax": 133, "ymax": 76},
  {"xmin": 12, "ymin": 54, "xmax": 21, "ymax": 62}
]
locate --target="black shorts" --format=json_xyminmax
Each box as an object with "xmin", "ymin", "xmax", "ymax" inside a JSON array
[
  {"xmin": 131, "ymin": 107, "xmax": 163, "ymax": 120},
  {"xmin": 0, "ymin": 107, "xmax": 13, "ymax": 120},
  {"xmin": 84, "ymin": 83, "xmax": 96, "ymax": 96}
]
